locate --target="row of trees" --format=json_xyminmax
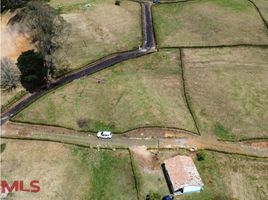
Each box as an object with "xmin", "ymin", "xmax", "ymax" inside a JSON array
[{"xmin": 1, "ymin": 0, "xmax": 70, "ymax": 92}]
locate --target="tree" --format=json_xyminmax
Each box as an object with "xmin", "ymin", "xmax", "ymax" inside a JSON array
[
  {"xmin": 1, "ymin": 57, "xmax": 20, "ymax": 91},
  {"xmin": 8, "ymin": 1, "xmax": 70, "ymax": 81},
  {"xmin": 17, "ymin": 50, "xmax": 47, "ymax": 92},
  {"xmin": 1, "ymin": 0, "xmax": 28, "ymax": 13}
]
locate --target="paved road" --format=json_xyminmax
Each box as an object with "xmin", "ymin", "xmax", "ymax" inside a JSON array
[{"xmin": 0, "ymin": 2, "xmax": 155, "ymax": 125}]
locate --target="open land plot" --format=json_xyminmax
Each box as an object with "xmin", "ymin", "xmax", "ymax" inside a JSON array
[
  {"xmin": 183, "ymin": 47, "xmax": 268, "ymax": 140},
  {"xmin": 133, "ymin": 148, "xmax": 268, "ymax": 200},
  {"xmin": 0, "ymin": 140, "xmax": 90, "ymax": 200},
  {"xmin": 152, "ymin": 0, "xmax": 268, "ymax": 47},
  {"xmin": 49, "ymin": 0, "xmax": 142, "ymax": 71},
  {"xmin": 13, "ymin": 50, "xmax": 197, "ymax": 133},
  {"xmin": 181, "ymin": 151, "xmax": 268, "ymax": 200},
  {"xmin": 0, "ymin": 140, "xmax": 137, "ymax": 200},
  {"xmin": 251, "ymin": 0, "xmax": 268, "ymax": 23}
]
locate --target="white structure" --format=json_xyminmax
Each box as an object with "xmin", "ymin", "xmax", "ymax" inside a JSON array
[{"xmin": 162, "ymin": 155, "xmax": 204, "ymax": 195}]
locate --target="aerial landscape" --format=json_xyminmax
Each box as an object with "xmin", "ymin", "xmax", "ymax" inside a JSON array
[{"xmin": 0, "ymin": 0, "xmax": 267, "ymax": 200}]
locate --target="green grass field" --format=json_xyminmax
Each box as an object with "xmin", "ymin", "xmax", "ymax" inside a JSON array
[
  {"xmin": 183, "ymin": 47, "xmax": 268, "ymax": 140},
  {"xmin": 13, "ymin": 50, "xmax": 197, "ymax": 133},
  {"xmin": 49, "ymin": 0, "xmax": 141, "ymax": 72},
  {"xmin": 152, "ymin": 0, "xmax": 268, "ymax": 47},
  {"xmin": 71, "ymin": 147, "xmax": 138, "ymax": 200}
]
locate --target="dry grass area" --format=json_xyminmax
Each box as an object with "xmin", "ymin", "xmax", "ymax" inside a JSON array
[
  {"xmin": 183, "ymin": 47, "xmax": 268, "ymax": 140},
  {"xmin": 252, "ymin": 0, "xmax": 268, "ymax": 23},
  {"xmin": 0, "ymin": 139, "xmax": 90, "ymax": 200},
  {"xmin": 49, "ymin": 0, "xmax": 142, "ymax": 71},
  {"xmin": 13, "ymin": 50, "xmax": 197, "ymax": 133},
  {"xmin": 152, "ymin": 0, "xmax": 268, "ymax": 46},
  {"xmin": 0, "ymin": 140, "xmax": 138, "ymax": 200}
]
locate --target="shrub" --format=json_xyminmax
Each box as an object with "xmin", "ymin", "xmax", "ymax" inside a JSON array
[
  {"xmin": 196, "ymin": 150, "xmax": 207, "ymax": 161},
  {"xmin": 115, "ymin": 0, "xmax": 121, "ymax": 6},
  {"xmin": 77, "ymin": 118, "xmax": 89, "ymax": 129}
]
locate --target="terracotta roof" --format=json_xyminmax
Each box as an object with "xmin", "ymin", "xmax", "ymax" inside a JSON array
[{"xmin": 164, "ymin": 155, "xmax": 204, "ymax": 190}]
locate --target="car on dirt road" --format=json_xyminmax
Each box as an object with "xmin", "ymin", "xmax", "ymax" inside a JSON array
[{"xmin": 97, "ymin": 131, "xmax": 112, "ymax": 139}]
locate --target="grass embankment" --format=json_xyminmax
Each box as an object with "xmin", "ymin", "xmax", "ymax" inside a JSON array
[
  {"xmin": 183, "ymin": 47, "xmax": 268, "ymax": 140},
  {"xmin": 13, "ymin": 50, "xmax": 197, "ymax": 133},
  {"xmin": 152, "ymin": 0, "xmax": 268, "ymax": 47},
  {"xmin": 49, "ymin": 0, "xmax": 142, "ymax": 71}
]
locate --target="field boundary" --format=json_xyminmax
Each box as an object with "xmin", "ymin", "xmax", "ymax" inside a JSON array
[
  {"xmin": 179, "ymin": 48, "xmax": 201, "ymax": 135},
  {"xmin": 128, "ymin": 149, "xmax": 141, "ymax": 200},
  {"xmin": 218, "ymin": 137, "xmax": 268, "ymax": 142},
  {"xmin": 9, "ymin": 120, "xmax": 199, "ymax": 136},
  {"xmin": 160, "ymin": 44, "xmax": 268, "ymax": 49},
  {"xmin": 1, "ymin": 90, "xmax": 28, "ymax": 112},
  {"xmin": 247, "ymin": 0, "xmax": 268, "ymax": 30}
]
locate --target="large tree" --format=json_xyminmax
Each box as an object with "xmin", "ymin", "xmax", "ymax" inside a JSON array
[
  {"xmin": 8, "ymin": 1, "xmax": 70, "ymax": 81},
  {"xmin": 17, "ymin": 50, "xmax": 47, "ymax": 92}
]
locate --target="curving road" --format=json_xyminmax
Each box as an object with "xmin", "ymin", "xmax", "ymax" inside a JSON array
[{"xmin": 0, "ymin": 2, "xmax": 156, "ymax": 125}]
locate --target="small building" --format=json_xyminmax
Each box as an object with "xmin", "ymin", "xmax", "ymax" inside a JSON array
[{"xmin": 162, "ymin": 155, "xmax": 204, "ymax": 195}]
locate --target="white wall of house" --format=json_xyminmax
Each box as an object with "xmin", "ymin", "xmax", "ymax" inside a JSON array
[{"xmin": 183, "ymin": 186, "xmax": 202, "ymax": 194}]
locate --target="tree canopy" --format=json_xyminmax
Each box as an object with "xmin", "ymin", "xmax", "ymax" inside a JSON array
[{"xmin": 17, "ymin": 50, "xmax": 47, "ymax": 92}]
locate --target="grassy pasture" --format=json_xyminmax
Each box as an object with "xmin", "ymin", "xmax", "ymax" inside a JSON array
[
  {"xmin": 0, "ymin": 140, "xmax": 138, "ymax": 200},
  {"xmin": 152, "ymin": 0, "xmax": 268, "ymax": 47},
  {"xmin": 0, "ymin": 140, "xmax": 90, "ymax": 200},
  {"xmin": 251, "ymin": 0, "xmax": 268, "ymax": 23},
  {"xmin": 13, "ymin": 50, "xmax": 197, "ymax": 133},
  {"xmin": 49, "ymin": 0, "xmax": 142, "ymax": 71},
  {"xmin": 182, "ymin": 151, "xmax": 268, "ymax": 200},
  {"xmin": 132, "ymin": 148, "xmax": 268, "ymax": 200},
  {"xmin": 183, "ymin": 47, "xmax": 268, "ymax": 140},
  {"xmin": 71, "ymin": 147, "xmax": 138, "ymax": 200}
]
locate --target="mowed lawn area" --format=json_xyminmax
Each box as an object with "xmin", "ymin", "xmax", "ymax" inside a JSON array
[
  {"xmin": 152, "ymin": 0, "xmax": 268, "ymax": 47},
  {"xmin": 0, "ymin": 140, "xmax": 138, "ymax": 200},
  {"xmin": 183, "ymin": 47, "xmax": 268, "ymax": 140},
  {"xmin": 13, "ymin": 50, "xmax": 197, "ymax": 133},
  {"xmin": 49, "ymin": 0, "xmax": 141, "ymax": 71}
]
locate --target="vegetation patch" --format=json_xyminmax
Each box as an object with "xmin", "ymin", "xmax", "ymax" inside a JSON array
[
  {"xmin": 152, "ymin": 0, "xmax": 268, "ymax": 46},
  {"xmin": 14, "ymin": 50, "xmax": 197, "ymax": 133},
  {"xmin": 183, "ymin": 47, "xmax": 268, "ymax": 140},
  {"xmin": 71, "ymin": 147, "xmax": 138, "ymax": 200}
]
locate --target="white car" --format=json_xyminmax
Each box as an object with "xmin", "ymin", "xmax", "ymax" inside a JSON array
[{"xmin": 97, "ymin": 131, "xmax": 112, "ymax": 139}]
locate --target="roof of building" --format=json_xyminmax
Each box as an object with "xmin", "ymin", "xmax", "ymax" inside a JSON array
[{"xmin": 164, "ymin": 155, "xmax": 204, "ymax": 191}]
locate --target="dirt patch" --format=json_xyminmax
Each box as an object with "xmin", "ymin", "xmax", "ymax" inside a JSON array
[
  {"xmin": 126, "ymin": 127, "xmax": 197, "ymax": 139},
  {"xmin": 1, "ymin": 12, "xmax": 33, "ymax": 61},
  {"xmin": 130, "ymin": 146, "xmax": 159, "ymax": 171},
  {"xmin": 247, "ymin": 141, "xmax": 268, "ymax": 149}
]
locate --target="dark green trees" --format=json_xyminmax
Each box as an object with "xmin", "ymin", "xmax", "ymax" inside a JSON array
[{"xmin": 17, "ymin": 50, "xmax": 47, "ymax": 92}]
